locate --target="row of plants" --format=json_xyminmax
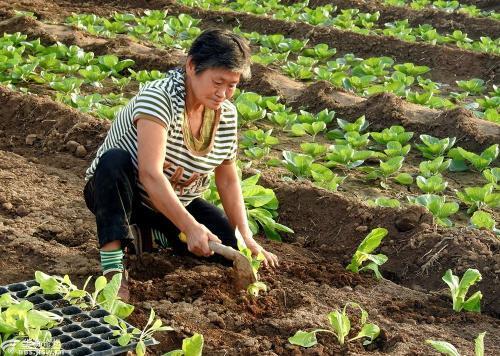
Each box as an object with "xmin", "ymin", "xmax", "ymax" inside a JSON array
[
  {"xmin": 384, "ymin": 0, "xmax": 500, "ymax": 20},
  {"xmin": 231, "ymin": 89, "xmax": 499, "ymax": 233},
  {"xmin": 60, "ymin": 11, "xmax": 499, "ymax": 122},
  {"xmin": 288, "ymin": 227, "xmax": 487, "ymax": 353},
  {"xmin": 235, "ymin": 28, "xmax": 499, "ymax": 122},
  {"xmin": 177, "ymin": 0, "xmax": 500, "ymax": 54}
]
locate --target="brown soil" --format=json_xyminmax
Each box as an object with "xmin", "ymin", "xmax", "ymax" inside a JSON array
[
  {"xmin": 306, "ymin": 0, "xmax": 500, "ymax": 40},
  {"xmin": 0, "ymin": 1, "xmax": 499, "ymax": 355}
]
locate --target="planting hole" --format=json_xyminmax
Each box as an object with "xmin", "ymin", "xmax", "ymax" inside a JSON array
[
  {"xmin": 71, "ymin": 347, "xmax": 92, "ymax": 356},
  {"xmin": 44, "ymin": 293, "xmax": 63, "ymax": 300},
  {"xmin": 101, "ymin": 332, "xmax": 116, "ymax": 340},
  {"xmin": 81, "ymin": 320, "xmax": 100, "ymax": 328},
  {"xmin": 90, "ymin": 309, "xmax": 109, "ymax": 318},
  {"xmin": 81, "ymin": 336, "xmax": 100, "ymax": 344},
  {"xmin": 72, "ymin": 330, "xmax": 91, "ymax": 339},
  {"xmin": 0, "ymin": 287, "xmax": 8, "ymax": 295},
  {"xmin": 90, "ymin": 326, "xmax": 111, "ymax": 334},
  {"xmin": 62, "ymin": 340, "xmax": 82, "ymax": 350},
  {"xmin": 25, "ymin": 280, "xmax": 38, "ymax": 287},
  {"xmin": 72, "ymin": 313, "xmax": 91, "ymax": 323},
  {"xmin": 8, "ymin": 283, "xmax": 26, "ymax": 292},
  {"xmin": 50, "ymin": 329, "xmax": 63, "ymax": 337},
  {"xmin": 37, "ymin": 302, "xmax": 54, "ymax": 311},
  {"xmin": 62, "ymin": 306, "xmax": 81, "ymax": 315},
  {"xmin": 27, "ymin": 295, "xmax": 44, "ymax": 304},
  {"xmin": 16, "ymin": 290, "xmax": 28, "ymax": 298},
  {"xmin": 91, "ymin": 342, "xmax": 112, "ymax": 351},
  {"xmin": 57, "ymin": 334, "xmax": 72, "ymax": 343},
  {"xmin": 62, "ymin": 324, "xmax": 81, "ymax": 332}
]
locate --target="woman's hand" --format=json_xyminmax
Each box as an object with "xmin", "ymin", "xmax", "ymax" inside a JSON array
[
  {"xmin": 185, "ymin": 223, "xmax": 221, "ymax": 257},
  {"xmin": 244, "ymin": 236, "xmax": 279, "ymax": 269}
]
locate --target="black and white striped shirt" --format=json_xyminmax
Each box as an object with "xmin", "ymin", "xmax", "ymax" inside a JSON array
[{"xmin": 85, "ymin": 68, "xmax": 238, "ymax": 209}]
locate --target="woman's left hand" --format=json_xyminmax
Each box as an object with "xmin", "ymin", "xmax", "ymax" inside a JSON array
[{"xmin": 244, "ymin": 237, "xmax": 279, "ymax": 269}]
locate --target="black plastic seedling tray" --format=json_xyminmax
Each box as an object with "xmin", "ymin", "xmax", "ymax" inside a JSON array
[{"xmin": 0, "ymin": 280, "xmax": 157, "ymax": 355}]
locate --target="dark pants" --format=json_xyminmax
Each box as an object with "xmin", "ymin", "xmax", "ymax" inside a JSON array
[{"xmin": 83, "ymin": 148, "xmax": 237, "ymax": 264}]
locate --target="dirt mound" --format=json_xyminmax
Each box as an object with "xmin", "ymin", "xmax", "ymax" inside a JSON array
[
  {"xmin": 259, "ymin": 176, "xmax": 500, "ymax": 317},
  {"xmin": 0, "ymin": 85, "xmax": 108, "ymax": 159},
  {"xmin": 289, "ymin": 81, "xmax": 500, "ymax": 151}
]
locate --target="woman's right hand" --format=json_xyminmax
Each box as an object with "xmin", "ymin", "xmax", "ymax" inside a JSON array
[{"xmin": 184, "ymin": 223, "xmax": 221, "ymax": 257}]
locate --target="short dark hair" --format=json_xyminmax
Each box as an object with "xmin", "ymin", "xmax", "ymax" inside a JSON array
[{"xmin": 188, "ymin": 29, "xmax": 251, "ymax": 80}]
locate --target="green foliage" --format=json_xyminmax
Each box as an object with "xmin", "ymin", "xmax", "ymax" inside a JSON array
[
  {"xmin": 346, "ymin": 228, "xmax": 388, "ymax": 279},
  {"xmin": 289, "ymin": 302, "xmax": 379, "ymax": 347},
  {"xmin": 326, "ymin": 144, "xmax": 374, "ymax": 169},
  {"xmin": 415, "ymin": 135, "xmax": 456, "ymax": 159},
  {"xmin": 310, "ymin": 163, "xmax": 346, "ymax": 191},
  {"xmin": 455, "ymin": 145, "xmax": 499, "ymax": 171},
  {"xmin": 384, "ymin": 141, "xmax": 411, "ymax": 157},
  {"xmin": 482, "ymin": 167, "xmax": 500, "ymax": 187},
  {"xmin": 456, "ymin": 78, "xmax": 485, "ymax": 94},
  {"xmin": 470, "ymin": 211, "xmax": 498, "ymax": 234},
  {"xmin": 302, "ymin": 43, "xmax": 336, "ymax": 60},
  {"xmin": 416, "ymin": 175, "xmax": 448, "ymax": 193},
  {"xmin": 359, "ymin": 156, "xmax": 407, "ymax": 188},
  {"xmin": 235, "ymin": 229, "xmax": 267, "ymax": 297},
  {"xmin": 370, "ymin": 125, "xmax": 413, "ymax": 145},
  {"xmin": 393, "ymin": 62, "xmax": 430, "ymax": 76},
  {"xmin": 419, "ymin": 156, "xmax": 451, "ymax": 177},
  {"xmin": 240, "ymin": 129, "xmax": 279, "ymax": 149},
  {"xmin": 410, "ymin": 194, "xmax": 459, "ymax": 227},
  {"xmin": 291, "ymin": 122, "xmax": 327, "ymax": 141},
  {"xmin": 282, "ymin": 151, "xmax": 314, "ymax": 178},
  {"xmin": 426, "ymin": 332, "xmax": 486, "ymax": 356},
  {"xmin": 164, "ymin": 333, "xmax": 204, "ymax": 356},
  {"xmin": 367, "ymin": 197, "xmax": 401, "ymax": 208},
  {"xmin": 442, "ymin": 269, "xmax": 482, "ymax": 313},
  {"xmin": 105, "ymin": 308, "xmax": 172, "ymax": 356},
  {"xmin": 300, "ymin": 142, "xmax": 327, "ymax": 158},
  {"xmin": 456, "ymin": 184, "xmax": 499, "ymax": 213}
]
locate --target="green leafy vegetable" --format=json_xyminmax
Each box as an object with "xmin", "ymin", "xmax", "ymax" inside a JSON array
[
  {"xmin": 346, "ymin": 228, "xmax": 388, "ymax": 279},
  {"xmin": 442, "ymin": 269, "xmax": 482, "ymax": 312}
]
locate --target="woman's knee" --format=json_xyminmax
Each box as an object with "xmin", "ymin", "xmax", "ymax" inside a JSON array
[{"xmin": 97, "ymin": 148, "xmax": 133, "ymax": 175}]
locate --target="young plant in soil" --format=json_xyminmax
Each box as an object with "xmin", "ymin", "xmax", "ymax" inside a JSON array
[
  {"xmin": 104, "ymin": 308, "xmax": 173, "ymax": 356},
  {"xmin": 346, "ymin": 227, "xmax": 388, "ymax": 280},
  {"xmin": 456, "ymin": 184, "xmax": 499, "ymax": 214},
  {"xmin": 164, "ymin": 333, "xmax": 204, "ymax": 356},
  {"xmin": 416, "ymin": 175, "xmax": 448, "ymax": 194},
  {"xmin": 415, "ymin": 135, "xmax": 456, "ymax": 159},
  {"xmin": 426, "ymin": 331, "xmax": 485, "ymax": 356},
  {"xmin": 370, "ymin": 125, "xmax": 414, "ymax": 145},
  {"xmin": 289, "ymin": 302, "xmax": 380, "ymax": 348},
  {"xmin": 235, "ymin": 228, "xmax": 267, "ymax": 297},
  {"xmin": 442, "ymin": 268, "xmax": 483, "ymax": 313},
  {"xmin": 453, "ymin": 144, "xmax": 499, "ymax": 172},
  {"xmin": 409, "ymin": 194, "xmax": 459, "ymax": 227},
  {"xmin": 470, "ymin": 211, "xmax": 499, "ymax": 235},
  {"xmin": 419, "ymin": 156, "xmax": 451, "ymax": 177},
  {"xmin": 359, "ymin": 156, "xmax": 413, "ymax": 189}
]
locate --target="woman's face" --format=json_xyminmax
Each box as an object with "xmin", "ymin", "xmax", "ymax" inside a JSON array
[{"xmin": 186, "ymin": 58, "xmax": 241, "ymax": 111}]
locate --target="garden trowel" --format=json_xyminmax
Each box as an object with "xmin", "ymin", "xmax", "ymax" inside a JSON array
[{"xmin": 178, "ymin": 228, "xmax": 257, "ymax": 290}]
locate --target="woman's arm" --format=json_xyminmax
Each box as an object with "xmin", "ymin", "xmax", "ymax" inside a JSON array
[
  {"xmin": 136, "ymin": 116, "xmax": 220, "ymax": 256},
  {"xmin": 215, "ymin": 161, "xmax": 279, "ymax": 267}
]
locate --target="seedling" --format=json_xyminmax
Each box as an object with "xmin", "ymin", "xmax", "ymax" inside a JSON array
[
  {"xmin": 419, "ymin": 156, "xmax": 451, "ymax": 177},
  {"xmin": 310, "ymin": 163, "xmax": 346, "ymax": 191},
  {"xmin": 289, "ymin": 302, "xmax": 380, "ymax": 347},
  {"xmin": 416, "ymin": 175, "xmax": 448, "ymax": 193},
  {"xmin": 240, "ymin": 129, "xmax": 279, "ymax": 149},
  {"xmin": 442, "ymin": 268, "xmax": 482, "ymax": 313},
  {"xmin": 326, "ymin": 144, "xmax": 374, "ymax": 169},
  {"xmin": 426, "ymin": 331, "xmax": 485, "ymax": 356},
  {"xmin": 470, "ymin": 211, "xmax": 498, "ymax": 234},
  {"xmin": 384, "ymin": 141, "xmax": 411, "ymax": 157},
  {"xmin": 359, "ymin": 156, "xmax": 408, "ymax": 188},
  {"xmin": 415, "ymin": 135, "xmax": 456, "ymax": 159},
  {"xmin": 104, "ymin": 308, "xmax": 173, "ymax": 356},
  {"xmin": 456, "ymin": 78, "xmax": 485, "ymax": 95},
  {"xmin": 290, "ymin": 122, "xmax": 326, "ymax": 141},
  {"xmin": 346, "ymin": 228, "xmax": 388, "ymax": 279},
  {"xmin": 457, "ymin": 184, "xmax": 499, "ymax": 213},
  {"xmin": 282, "ymin": 151, "xmax": 314, "ymax": 178},
  {"xmin": 366, "ymin": 197, "xmax": 400, "ymax": 208},
  {"xmin": 164, "ymin": 333, "xmax": 204, "ymax": 356},
  {"xmin": 236, "ymin": 230, "xmax": 267, "ymax": 297},
  {"xmin": 482, "ymin": 167, "xmax": 500, "ymax": 187},
  {"xmin": 300, "ymin": 142, "xmax": 327, "ymax": 158},
  {"xmin": 409, "ymin": 194, "xmax": 459, "ymax": 227},
  {"xmin": 370, "ymin": 125, "xmax": 413, "ymax": 145},
  {"xmin": 456, "ymin": 144, "xmax": 499, "ymax": 171}
]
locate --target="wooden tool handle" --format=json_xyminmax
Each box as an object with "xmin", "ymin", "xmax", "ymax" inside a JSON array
[{"xmin": 179, "ymin": 232, "xmax": 239, "ymax": 261}]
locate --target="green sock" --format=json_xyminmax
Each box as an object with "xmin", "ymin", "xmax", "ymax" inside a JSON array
[{"xmin": 100, "ymin": 249, "xmax": 124, "ymax": 275}]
